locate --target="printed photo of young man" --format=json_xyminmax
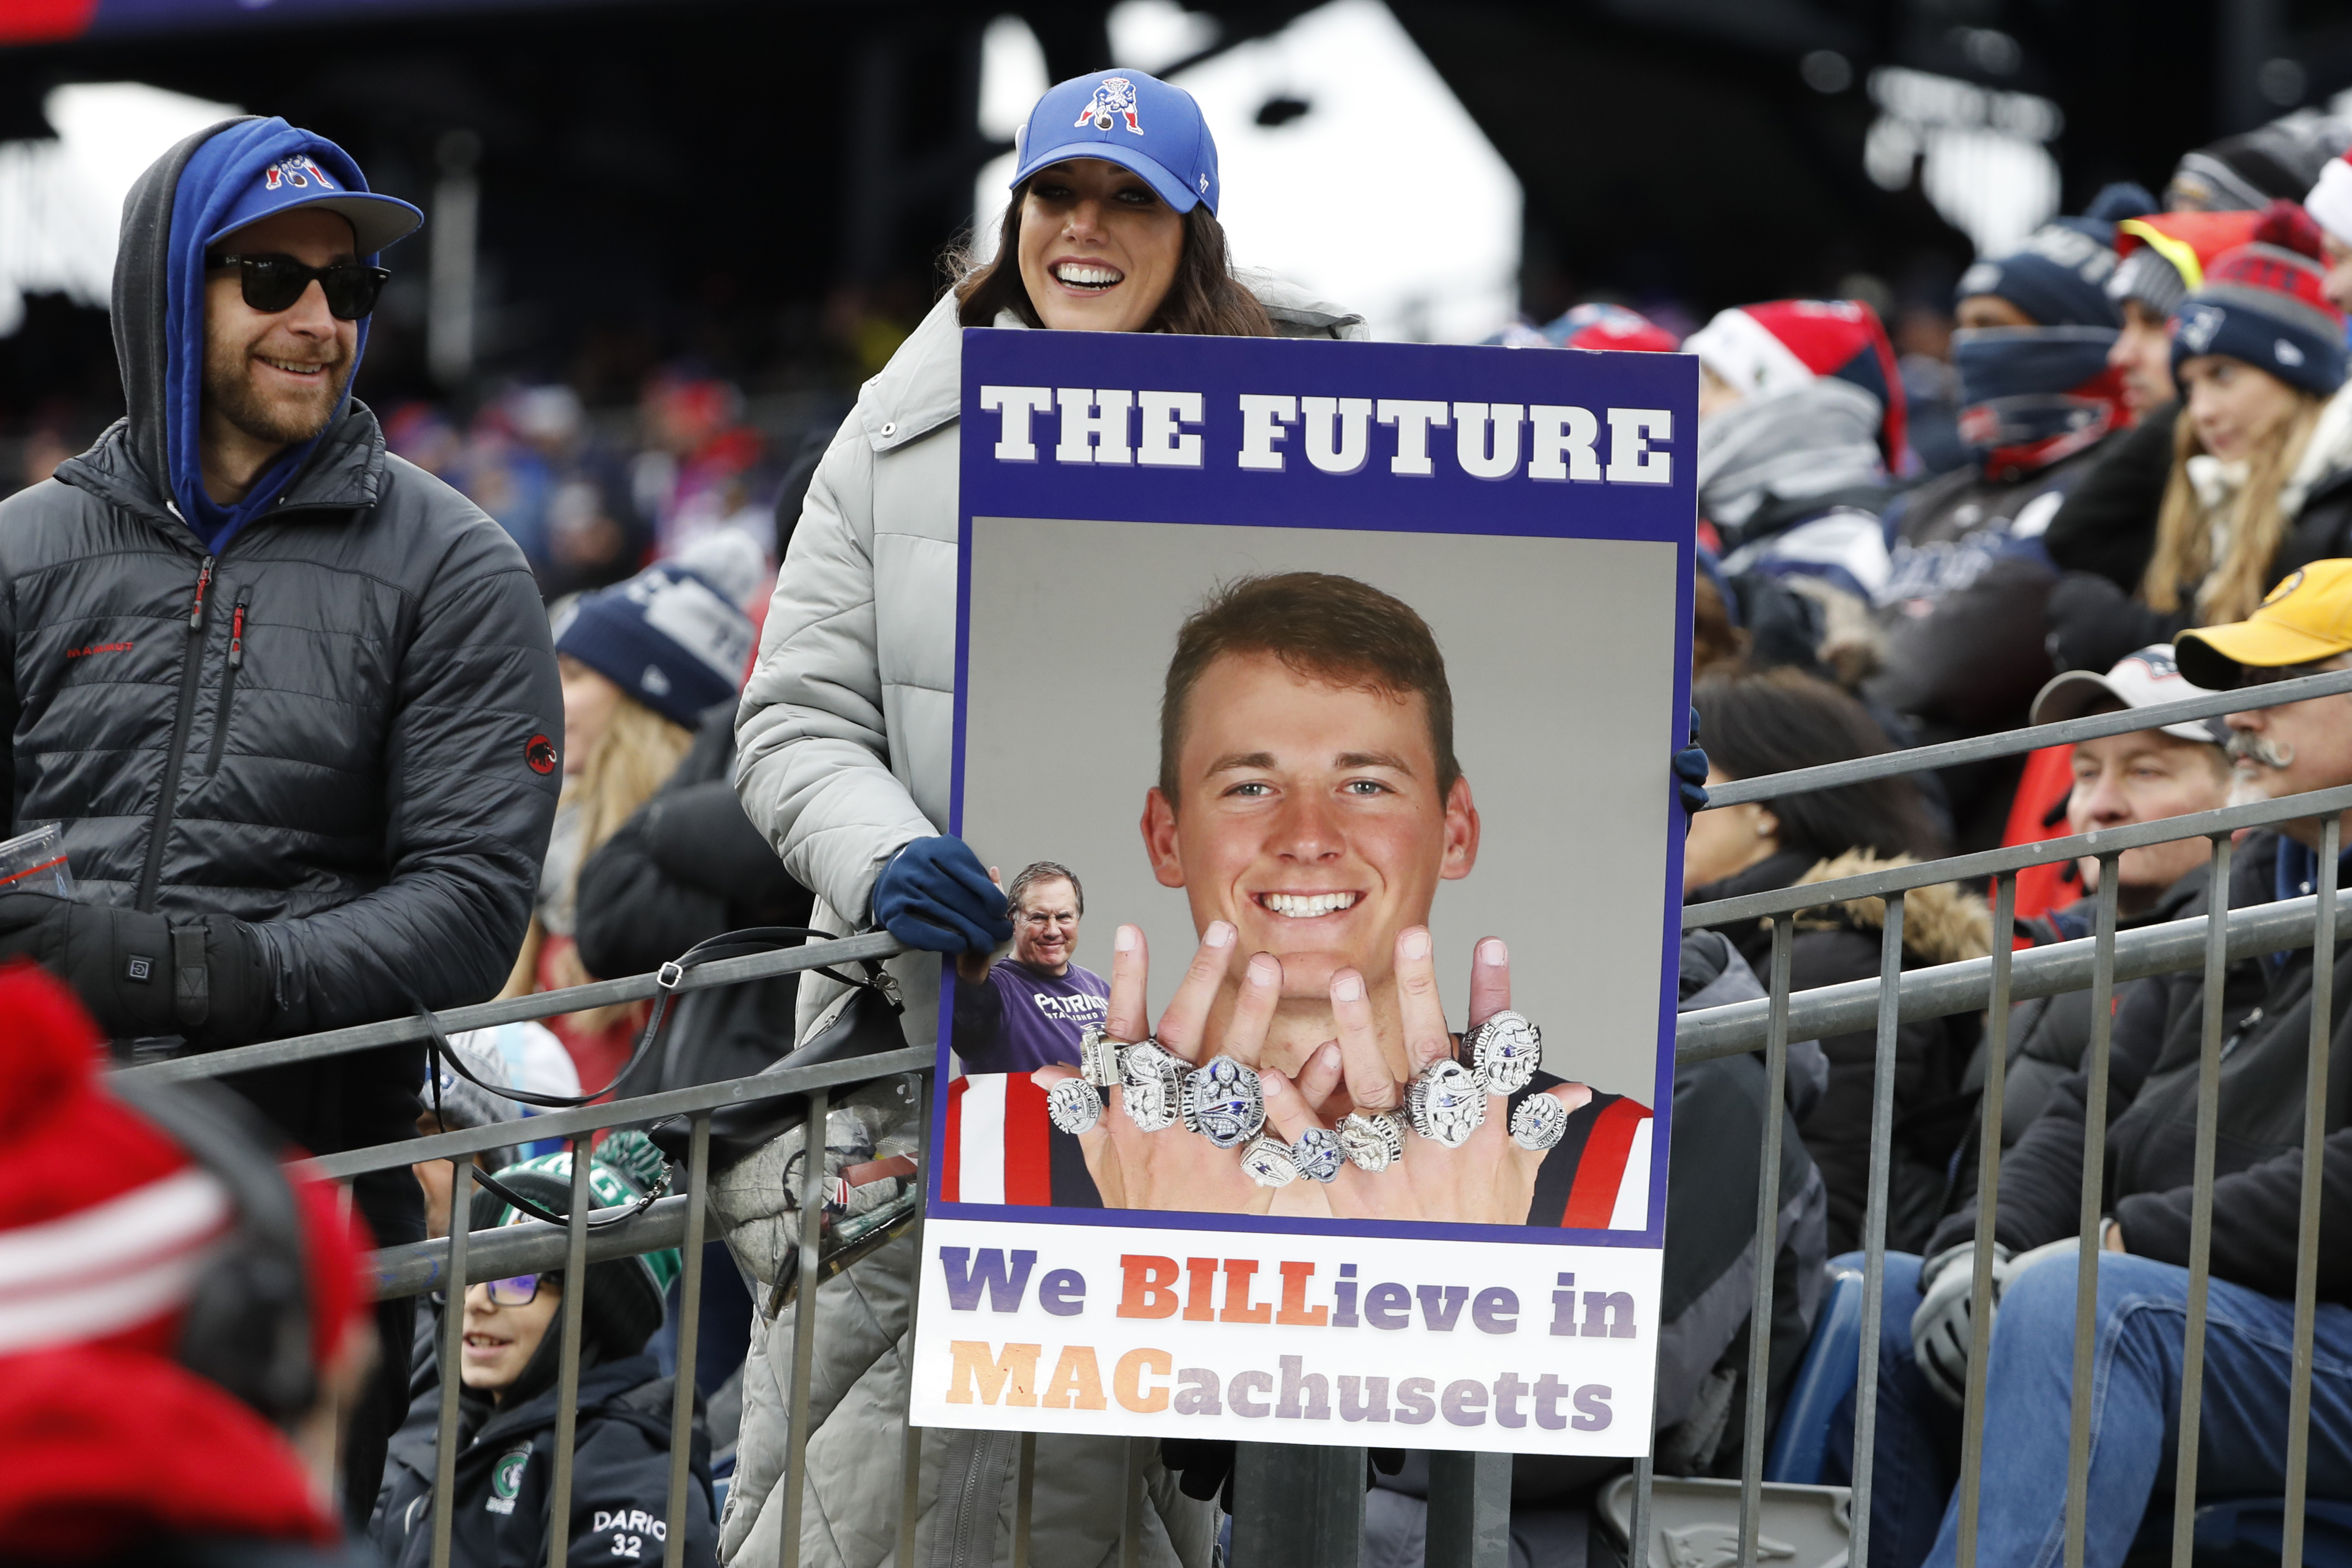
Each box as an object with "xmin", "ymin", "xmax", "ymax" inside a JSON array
[
  {"xmin": 950, "ymin": 861, "xmax": 1109, "ymax": 1074},
  {"xmin": 943, "ymin": 572, "xmax": 1655, "ymax": 1228}
]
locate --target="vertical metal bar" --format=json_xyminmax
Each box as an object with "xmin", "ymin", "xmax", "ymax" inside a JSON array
[
  {"xmin": 1845, "ymin": 892, "xmax": 1906, "ymax": 1568},
  {"xmin": 428, "ymin": 1160, "xmax": 473, "ymax": 1568},
  {"xmin": 1011, "ymin": 1431, "xmax": 1036, "ymax": 1568},
  {"xmin": 547, "ymin": 1138, "xmax": 597, "ymax": 1568},
  {"xmin": 1425, "ymin": 1451, "xmax": 1511, "ymax": 1568},
  {"xmin": 1232, "ymin": 1445, "xmax": 1366, "ymax": 1566},
  {"xmin": 1627, "ymin": 1455, "xmax": 1653, "ymax": 1568},
  {"xmin": 779, "ymin": 1087, "xmax": 831, "ymax": 1568},
  {"xmin": 1738, "ymin": 917, "xmax": 1793, "ymax": 1567},
  {"xmin": 665, "ymin": 1114, "xmax": 712, "ymax": 1556},
  {"xmin": 2064, "ymin": 855, "xmax": 2125, "ymax": 1568},
  {"xmin": 2168, "ymin": 836, "xmax": 2234, "ymax": 1568},
  {"xmin": 2283, "ymin": 813, "xmax": 2338, "ymax": 1567},
  {"xmin": 900, "ymin": 1074, "xmax": 931, "ymax": 1565},
  {"xmin": 1119, "ymin": 1434, "xmax": 1145, "ymax": 1568},
  {"xmin": 329, "ymin": 1180, "xmax": 357, "ymax": 1511},
  {"xmin": 1956, "ymin": 871, "xmax": 2017, "ymax": 1568}
]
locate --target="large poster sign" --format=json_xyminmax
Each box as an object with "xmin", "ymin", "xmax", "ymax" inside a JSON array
[{"xmin": 907, "ymin": 327, "xmax": 1695, "ymax": 1455}]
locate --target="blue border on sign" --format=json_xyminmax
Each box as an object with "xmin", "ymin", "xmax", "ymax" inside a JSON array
[{"xmin": 930, "ymin": 326, "xmax": 1696, "ymax": 1251}]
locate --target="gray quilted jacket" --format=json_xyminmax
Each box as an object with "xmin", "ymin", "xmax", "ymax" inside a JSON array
[
  {"xmin": 0, "ymin": 119, "xmax": 559, "ymax": 1161},
  {"xmin": 723, "ymin": 275, "xmax": 1365, "ymax": 1568}
]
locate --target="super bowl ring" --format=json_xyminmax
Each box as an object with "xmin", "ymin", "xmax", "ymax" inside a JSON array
[
  {"xmin": 1465, "ymin": 1010, "xmax": 1542, "ymax": 1096},
  {"xmin": 1239, "ymin": 1134, "xmax": 1298, "ymax": 1187},
  {"xmin": 1406, "ymin": 1060, "xmax": 1486, "ymax": 1147},
  {"xmin": 1180, "ymin": 1057, "xmax": 1266, "ymax": 1150},
  {"xmin": 1046, "ymin": 1076, "xmax": 1102, "ymax": 1135},
  {"xmin": 1337, "ymin": 1110, "xmax": 1406, "ymax": 1172},
  {"xmin": 1120, "ymin": 1038, "xmax": 1188, "ymax": 1133},
  {"xmin": 1509, "ymin": 1092, "xmax": 1569, "ymax": 1152},
  {"xmin": 1078, "ymin": 1025, "xmax": 1123, "ymax": 1090},
  {"xmin": 1289, "ymin": 1125, "xmax": 1344, "ymax": 1184}
]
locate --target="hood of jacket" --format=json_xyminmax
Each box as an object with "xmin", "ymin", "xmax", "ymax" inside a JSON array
[
  {"xmin": 113, "ymin": 115, "xmax": 393, "ymax": 554},
  {"xmin": 853, "ymin": 268, "xmax": 1369, "ymax": 459},
  {"xmin": 1789, "ymin": 849, "xmax": 1993, "ymax": 966}
]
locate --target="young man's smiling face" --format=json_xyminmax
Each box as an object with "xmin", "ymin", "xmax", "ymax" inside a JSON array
[{"xmin": 1142, "ymin": 650, "xmax": 1478, "ymax": 1002}]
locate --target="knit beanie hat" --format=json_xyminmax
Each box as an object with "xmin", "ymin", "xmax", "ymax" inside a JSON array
[
  {"xmin": 0, "ymin": 962, "xmax": 370, "ymax": 1373},
  {"xmin": 2171, "ymin": 241, "xmax": 2349, "ymax": 398},
  {"xmin": 2109, "ymin": 210, "xmax": 2265, "ymax": 319},
  {"xmin": 1956, "ymin": 219, "xmax": 2121, "ymax": 329},
  {"xmin": 1683, "ymin": 298, "xmax": 1907, "ymax": 463},
  {"xmin": 1540, "ymin": 302, "xmax": 1680, "ymax": 353},
  {"xmin": 422, "ymin": 1030, "xmax": 524, "ymax": 1174},
  {"xmin": 469, "ymin": 1131, "xmax": 680, "ymax": 1359},
  {"xmin": 2306, "ymin": 152, "xmax": 2352, "ymax": 248},
  {"xmin": 2170, "ymin": 110, "xmax": 2352, "ymax": 213},
  {"xmin": 553, "ymin": 558, "xmax": 756, "ymax": 727}
]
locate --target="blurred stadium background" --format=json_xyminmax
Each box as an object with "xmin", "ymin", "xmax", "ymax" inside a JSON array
[{"xmin": 2, "ymin": 0, "xmax": 2347, "ymax": 577}]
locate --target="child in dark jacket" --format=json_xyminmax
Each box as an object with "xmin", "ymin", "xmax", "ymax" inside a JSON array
[{"xmin": 372, "ymin": 1136, "xmax": 716, "ymax": 1567}]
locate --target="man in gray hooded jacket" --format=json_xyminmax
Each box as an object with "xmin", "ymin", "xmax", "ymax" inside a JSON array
[{"xmin": 0, "ymin": 116, "xmax": 561, "ymax": 1517}]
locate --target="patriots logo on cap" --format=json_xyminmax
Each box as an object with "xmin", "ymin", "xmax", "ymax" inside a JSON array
[
  {"xmin": 2176, "ymin": 304, "xmax": 2224, "ymax": 355},
  {"xmin": 1076, "ymin": 76, "xmax": 1143, "ymax": 134},
  {"xmin": 262, "ymin": 156, "xmax": 337, "ymax": 193}
]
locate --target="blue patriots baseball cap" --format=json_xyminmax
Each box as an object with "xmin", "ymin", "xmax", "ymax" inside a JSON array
[
  {"xmin": 205, "ymin": 146, "xmax": 423, "ymax": 257},
  {"xmin": 1010, "ymin": 69, "xmax": 1220, "ymax": 215}
]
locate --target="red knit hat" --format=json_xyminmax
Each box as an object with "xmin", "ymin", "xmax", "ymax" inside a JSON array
[
  {"xmin": 0, "ymin": 962, "xmax": 233, "ymax": 1361},
  {"xmin": 0, "ymin": 960, "xmax": 371, "ymax": 1369},
  {"xmin": 1683, "ymin": 298, "xmax": 1908, "ymax": 466}
]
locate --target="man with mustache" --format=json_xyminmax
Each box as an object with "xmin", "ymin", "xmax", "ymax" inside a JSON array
[
  {"xmin": 0, "ymin": 118, "xmax": 561, "ymax": 1520},
  {"xmin": 1839, "ymin": 560, "xmax": 2352, "ymax": 1568}
]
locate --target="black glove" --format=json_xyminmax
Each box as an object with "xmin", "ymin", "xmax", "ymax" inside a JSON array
[
  {"xmin": 0, "ymin": 893, "xmax": 272, "ymax": 1046},
  {"xmin": 1158, "ymin": 1439, "xmax": 1236, "ymax": 1508}
]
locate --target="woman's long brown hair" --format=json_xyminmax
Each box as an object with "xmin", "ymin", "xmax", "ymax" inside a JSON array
[
  {"xmin": 951, "ymin": 178, "xmax": 1275, "ymax": 338},
  {"xmin": 2143, "ymin": 390, "xmax": 2325, "ymax": 624}
]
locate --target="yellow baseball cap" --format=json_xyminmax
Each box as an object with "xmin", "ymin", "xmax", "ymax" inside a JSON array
[{"xmin": 2177, "ymin": 560, "xmax": 2352, "ymax": 688}]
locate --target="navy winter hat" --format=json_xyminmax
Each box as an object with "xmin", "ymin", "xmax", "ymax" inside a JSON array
[
  {"xmin": 1011, "ymin": 69, "xmax": 1219, "ymax": 214},
  {"xmin": 471, "ymin": 1134, "xmax": 679, "ymax": 1357},
  {"xmin": 554, "ymin": 561, "xmax": 755, "ymax": 727},
  {"xmin": 2170, "ymin": 242, "xmax": 2350, "ymax": 398},
  {"xmin": 1956, "ymin": 220, "xmax": 2122, "ymax": 328}
]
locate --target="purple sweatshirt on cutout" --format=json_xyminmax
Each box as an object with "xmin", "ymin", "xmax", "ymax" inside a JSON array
[{"xmin": 951, "ymin": 958, "xmax": 1110, "ymax": 1074}]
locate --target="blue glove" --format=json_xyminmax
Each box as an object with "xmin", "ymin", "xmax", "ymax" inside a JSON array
[
  {"xmin": 873, "ymin": 836, "xmax": 1013, "ymax": 954},
  {"xmin": 1674, "ymin": 704, "xmax": 1710, "ymax": 820}
]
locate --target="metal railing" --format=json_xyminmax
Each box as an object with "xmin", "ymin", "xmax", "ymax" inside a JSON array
[{"xmin": 116, "ymin": 665, "xmax": 2352, "ymax": 1567}]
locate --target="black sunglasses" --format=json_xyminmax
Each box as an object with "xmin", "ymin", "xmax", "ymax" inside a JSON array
[{"xmin": 206, "ymin": 252, "xmax": 390, "ymax": 321}]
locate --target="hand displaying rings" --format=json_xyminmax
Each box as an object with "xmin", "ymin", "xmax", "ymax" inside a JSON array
[
  {"xmin": 1028, "ymin": 922, "xmax": 1593, "ymax": 1221},
  {"xmin": 1248, "ymin": 929, "xmax": 1595, "ymax": 1225}
]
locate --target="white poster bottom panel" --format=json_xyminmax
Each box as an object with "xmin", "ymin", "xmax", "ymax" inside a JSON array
[{"xmin": 907, "ymin": 1215, "xmax": 1663, "ymax": 1456}]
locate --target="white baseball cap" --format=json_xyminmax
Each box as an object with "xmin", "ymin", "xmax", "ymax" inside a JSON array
[{"xmin": 2030, "ymin": 644, "xmax": 2227, "ymax": 744}]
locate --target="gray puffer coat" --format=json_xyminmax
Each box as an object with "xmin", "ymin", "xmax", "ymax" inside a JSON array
[{"xmin": 724, "ymin": 275, "xmax": 1366, "ymax": 1568}]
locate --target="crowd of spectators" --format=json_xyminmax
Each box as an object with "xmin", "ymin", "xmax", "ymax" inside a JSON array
[{"xmin": 12, "ymin": 79, "xmax": 2352, "ymax": 1568}]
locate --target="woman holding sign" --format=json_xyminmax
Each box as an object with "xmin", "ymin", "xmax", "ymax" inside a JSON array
[{"xmin": 724, "ymin": 68, "xmax": 1362, "ymax": 1568}]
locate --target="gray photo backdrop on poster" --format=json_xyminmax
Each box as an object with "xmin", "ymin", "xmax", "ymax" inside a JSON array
[{"xmin": 959, "ymin": 515, "xmax": 1679, "ymax": 1101}]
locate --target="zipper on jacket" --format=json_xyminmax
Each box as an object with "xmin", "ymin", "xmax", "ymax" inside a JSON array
[
  {"xmin": 203, "ymin": 597, "xmax": 248, "ymax": 777},
  {"xmin": 135, "ymin": 556, "xmax": 214, "ymax": 913}
]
